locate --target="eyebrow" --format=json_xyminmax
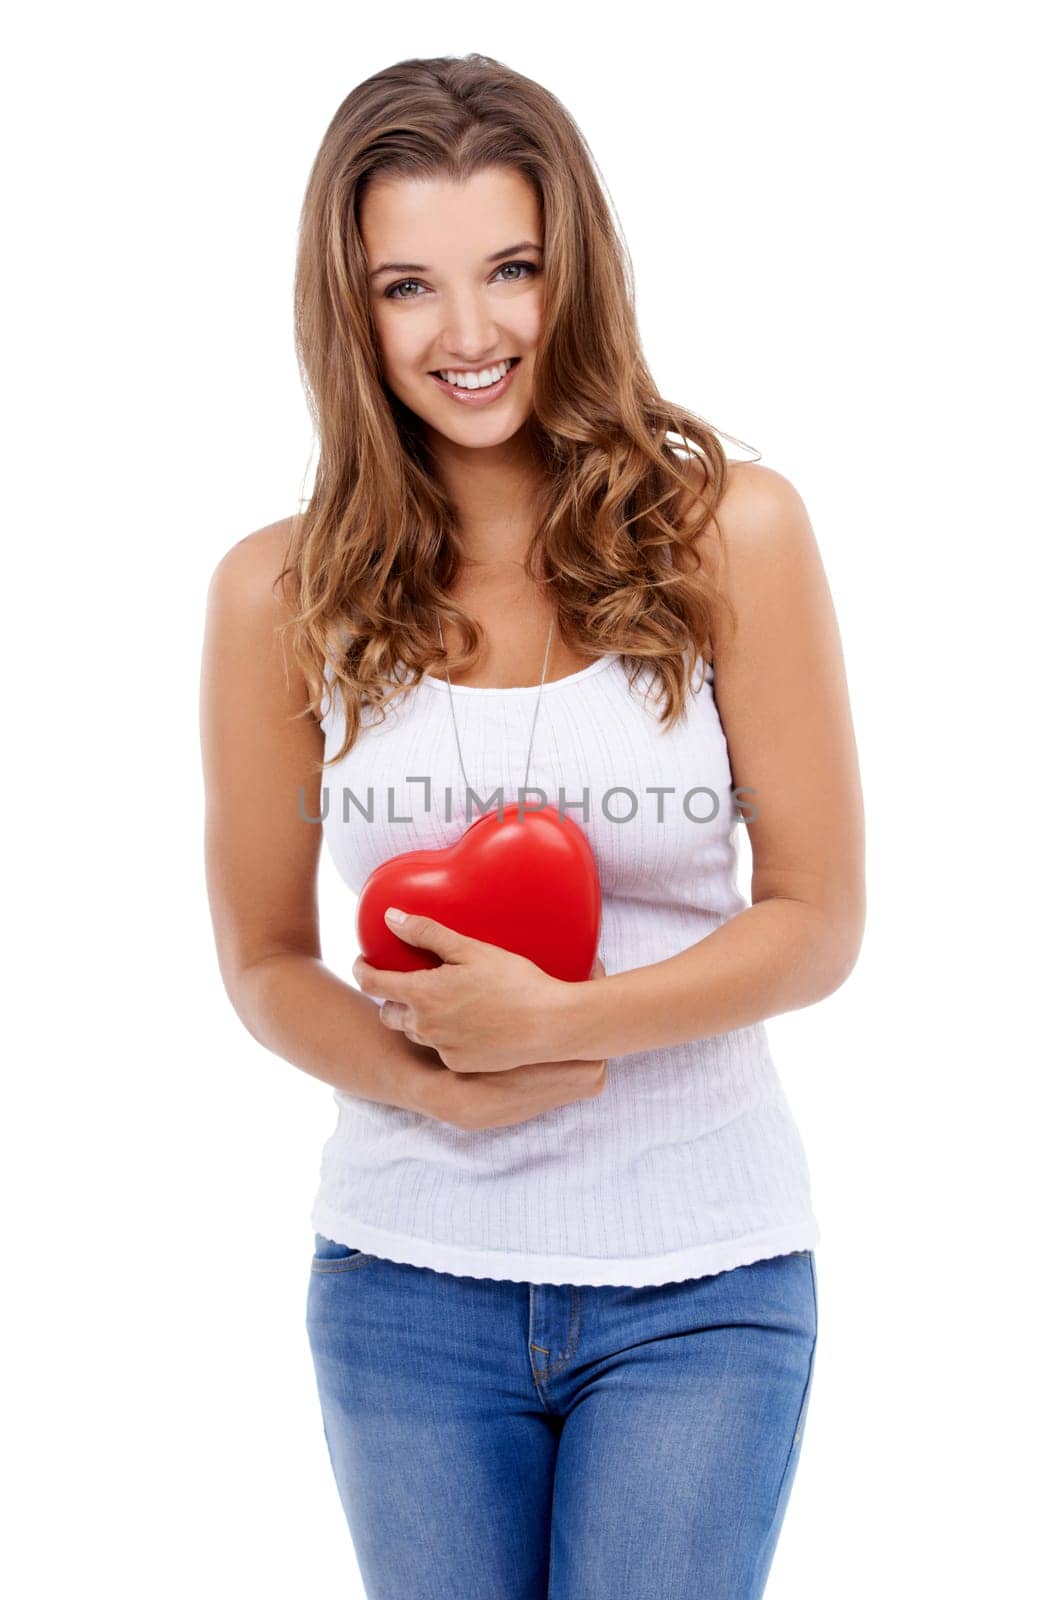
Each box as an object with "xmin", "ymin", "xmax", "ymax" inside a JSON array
[{"xmin": 368, "ymin": 240, "xmax": 543, "ymax": 280}]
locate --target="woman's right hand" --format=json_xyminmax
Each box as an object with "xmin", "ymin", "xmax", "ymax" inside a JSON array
[{"xmin": 410, "ymin": 954, "xmax": 609, "ymax": 1131}]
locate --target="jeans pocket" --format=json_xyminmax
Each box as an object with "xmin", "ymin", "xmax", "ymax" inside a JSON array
[{"xmin": 310, "ymin": 1232, "xmax": 380, "ymax": 1273}]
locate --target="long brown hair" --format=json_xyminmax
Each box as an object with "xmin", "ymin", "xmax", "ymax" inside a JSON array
[{"xmin": 276, "ymin": 53, "xmax": 750, "ymax": 770}]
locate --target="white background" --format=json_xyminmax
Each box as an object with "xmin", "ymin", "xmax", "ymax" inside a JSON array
[{"xmin": 5, "ymin": 2, "xmax": 1046, "ymax": 1594}]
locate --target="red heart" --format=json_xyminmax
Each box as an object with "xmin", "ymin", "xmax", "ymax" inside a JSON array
[{"xmin": 356, "ymin": 805, "xmax": 602, "ymax": 982}]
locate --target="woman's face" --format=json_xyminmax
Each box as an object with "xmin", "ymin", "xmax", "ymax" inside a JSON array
[{"xmin": 362, "ymin": 165, "xmax": 545, "ymax": 452}]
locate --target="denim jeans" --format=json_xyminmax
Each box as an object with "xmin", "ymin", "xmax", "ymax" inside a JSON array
[{"xmin": 305, "ymin": 1237, "xmax": 818, "ymax": 1599}]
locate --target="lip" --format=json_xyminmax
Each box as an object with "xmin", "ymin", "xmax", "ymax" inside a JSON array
[{"xmin": 428, "ymin": 357, "xmax": 521, "ymax": 406}]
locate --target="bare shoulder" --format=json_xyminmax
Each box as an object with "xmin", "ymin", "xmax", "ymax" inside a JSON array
[
  {"xmin": 202, "ymin": 512, "xmax": 312, "ymax": 725},
  {"xmin": 719, "ymin": 459, "xmax": 809, "ymax": 528},
  {"xmin": 207, "ymin": 514, "xmax": 299, "ymax": 619},
  {"xmin": 681, "ymin": 461, "xmax": 817, "ymax": 650},
  {"xmin": 696, "ymin": 460, "xmax": 812, "ymax": 570},
  {"xmin": 674, "ymin": 453, "xmax": 809, "ymax": 549}
]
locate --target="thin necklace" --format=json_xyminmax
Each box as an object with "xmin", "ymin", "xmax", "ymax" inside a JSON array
[{"xmin": 436, "ymin": 611, "xmax": 554, "ymax": 798}]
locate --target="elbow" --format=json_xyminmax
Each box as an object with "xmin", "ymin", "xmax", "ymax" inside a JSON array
[
  {"xmin": 823, "ymin": 949, "xmax": 860, "ymax": 998},
  {"xmin": 218, "ymin": 950, "xmax": 282, "ymax": 1046},
  {"xmin": 222, "ymin": 946, "xmax": 320, "ymax": 1045},
  {"xmin": 218, "ymin": 962, "xmax": 266, "ymax": 1045},
  {"xmin": 777, "ymin": 896, "xmax": 864, "ymax": 999},
  {"xmin": 820, "ymin": 913, "xmax": 865, "ymax": 996}
]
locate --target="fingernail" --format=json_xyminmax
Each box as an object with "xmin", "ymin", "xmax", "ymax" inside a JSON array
[{"xmin": 385, "ymin": 907, "xmax": 406, "ymax": 923}]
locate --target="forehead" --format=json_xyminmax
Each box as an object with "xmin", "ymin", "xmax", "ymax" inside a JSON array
[{"xmin": 360, "ymin": 167, "xmax": 542, "ymax": 265}]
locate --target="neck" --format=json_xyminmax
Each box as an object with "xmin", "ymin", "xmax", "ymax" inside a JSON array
[{"xmin": 425, "ymin": 421, "xmax": 547, "ymax": 567}]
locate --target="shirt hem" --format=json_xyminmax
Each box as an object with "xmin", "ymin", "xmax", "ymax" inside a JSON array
[{"xmin": 308, "ymin": 1203, "xmax": 821, "ymax": 1288}]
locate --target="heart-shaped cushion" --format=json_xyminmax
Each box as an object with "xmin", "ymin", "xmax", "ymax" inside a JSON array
[{"xmin": 356, "ymin": 805, "xmax": 602, "ymax": 982}]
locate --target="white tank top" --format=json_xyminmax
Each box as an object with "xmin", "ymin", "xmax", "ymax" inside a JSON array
[{"xmin": 310, "ymin": 648, "xmax": 820, "ymax": 1286}]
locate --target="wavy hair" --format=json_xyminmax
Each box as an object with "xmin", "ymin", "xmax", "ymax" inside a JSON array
[{"xmin": 275, "ymin": 53, "xmax": 752, "ymax": 770}]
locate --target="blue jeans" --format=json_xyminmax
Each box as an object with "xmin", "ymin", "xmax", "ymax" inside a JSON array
[{"xmin": 305, "ymin": 1237, "xmax": 818, "ymax": 1599}]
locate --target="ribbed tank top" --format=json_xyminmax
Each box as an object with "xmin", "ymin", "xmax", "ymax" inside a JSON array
[{"xmin": 309, "ymin": 647, "xmax": 820, "ymax": 1286}]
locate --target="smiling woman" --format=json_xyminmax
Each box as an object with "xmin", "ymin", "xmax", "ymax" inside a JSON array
[{"xmin": 200, "ymin": 49, "xmax": 862, "ymax": 1600}]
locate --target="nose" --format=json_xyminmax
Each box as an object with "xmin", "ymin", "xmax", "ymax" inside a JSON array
[{"xmin": 439, "ymin": 287, "xmax": 502, "ymax": 366}]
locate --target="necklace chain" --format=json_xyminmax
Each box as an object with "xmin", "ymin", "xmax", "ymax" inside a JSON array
[{"xmin": 435, "ymin": 612, "xmax": 554, "ymax": 798}]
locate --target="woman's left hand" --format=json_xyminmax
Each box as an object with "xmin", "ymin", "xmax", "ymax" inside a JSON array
[{"xmin": 351, "ymin": 909, "xmax": 568, "ymax": 1075}]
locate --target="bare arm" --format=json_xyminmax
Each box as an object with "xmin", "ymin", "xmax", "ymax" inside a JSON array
[
  {"xmin": 555, "ymin": 462, "xmax": 866, "ymax": 1060},
  {"xmin": 199, "ymin": 519, "xmax": 443, "ymax": 1113}
]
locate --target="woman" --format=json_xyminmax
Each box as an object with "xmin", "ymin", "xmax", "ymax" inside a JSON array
[{"xmin": 200, "ymin": 52, "xmax": 864, "ymax": 1600}]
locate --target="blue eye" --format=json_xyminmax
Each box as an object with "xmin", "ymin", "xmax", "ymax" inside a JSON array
[{"xmin": 383, "ymin": 261, "xmax": 539, "ymax": 301}]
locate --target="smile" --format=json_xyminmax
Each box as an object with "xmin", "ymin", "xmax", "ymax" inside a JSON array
[{"xmin": 428, "ymin": 357, "xmax": 521, "ymax": 406}]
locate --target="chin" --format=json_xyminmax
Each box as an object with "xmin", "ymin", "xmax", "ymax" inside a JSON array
[{"xmin": 445, "ymin": 413, "xmax": 530, "ymax": 446}]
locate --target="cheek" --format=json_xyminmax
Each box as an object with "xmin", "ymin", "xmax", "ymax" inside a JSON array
[
  {"xmin": 509, "ymin": 308, "xmax": 543, "ymax": 402},
  {"xmin": 374, "ymin": 320, "xmax": 417, "ymax": 378},
  {"xmin": 514, "ymin": 297, "xmax": 545, "ymax": 350},
  {"xmin": 372, "ymin": 303, "xmax": 437, "ymax": 375}
]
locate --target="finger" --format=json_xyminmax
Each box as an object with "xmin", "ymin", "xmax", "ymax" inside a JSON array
[
  {"xmin": 353, "ymin": 957, "xmax": 417, "ymax": 1004},
  {"xmin": 382, "ymin": 909, "xmax": 474, "ymax": 963}
]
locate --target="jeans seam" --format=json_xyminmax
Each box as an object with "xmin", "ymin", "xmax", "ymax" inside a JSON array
[
  {"xmin": 532, "ymin": 1287, "xmax": 583, "ymax": 1381},
  {"xmin": 770, "ymin": 1253, "xmax": 818, "ymax": 1508}
]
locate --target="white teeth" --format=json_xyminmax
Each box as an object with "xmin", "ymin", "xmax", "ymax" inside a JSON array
[{"xmin": 438, "ymin": 359, "xmax": 513, "ymax": 390}]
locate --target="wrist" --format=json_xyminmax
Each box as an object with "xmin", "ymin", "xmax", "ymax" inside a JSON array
[
  {"xmin": 544, "ymin": 975, "xmax": 595, "ymax": 1061},
  {"xmin": 394, "ymin": 1042, "xmax": 449, "ymax": 1118}
]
